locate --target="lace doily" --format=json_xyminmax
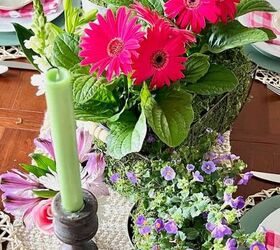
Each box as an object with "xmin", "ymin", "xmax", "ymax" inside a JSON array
[
  {"xmin": 254, "ymin": 66, "xmax": 280, "ymax": 94},
  {"xmin": 0, "ymin": 46, "xmax": 25, "ymax": 61}
]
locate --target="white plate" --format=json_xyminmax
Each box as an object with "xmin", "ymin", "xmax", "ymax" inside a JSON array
[
  {"xmin": 257, "ymin": 208, "xmax": 280, "ymax": 233},
  {"xmin": 238, "ymin": 0, "xmax": 280, "ymax": 60},
  {"xmin": 0, "ymin": 0, "xmax": 32, "ymax": 11},
  {"xmin": 0, "ymin": 1, "xmax": 64, "ymax": 32}
]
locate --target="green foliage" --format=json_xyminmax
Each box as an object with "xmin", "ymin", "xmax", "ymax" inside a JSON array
[
  {"xmin": 237, "ymin": 0, "xmax": 276, "ymax": 17},
  {"xmin": 107, "ymin": 110, "xmax": 147, "ymax": 159},
  {"xmin": 52, "ymin": 33, "xmax": 81, "ymax": 69},
  {"xmin": 207, "ymin": 20, "xmax": 276, "ymax": 53},
  {"xmin": 31, "ymin": 153, "xmax": 56, "ymax": 172},
  {"xmin": 33, "ymin": 189, "xmax": 58, "ymax": 198},
  {"xmin": 141, "ymin": 84, "xmax": 194, "ymax": 147},
  {"xmin": 185, "ymin": 64, "xmax": 238, "ymax": 95},
  {"xmin": 20, "ymin": 163, "xmax": 48, "ymax": 177},
  {"xmin": 141, "ymin": 0, "xmax": 164, "ymax": 14},
  {"xmin": 185, "ymin": 53, "xmax": 210, "ymax": 84},
  {"xmin": 13, "ymin": 23, "xmax": 40, "ymax": 71}
]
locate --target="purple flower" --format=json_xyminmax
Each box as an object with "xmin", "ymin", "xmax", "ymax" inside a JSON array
[
  {"xmin": 164, "ymin": 220, "xmax": 178, "ymax": 234},
  {"xmin": 223, "ymin": 193, "xmax": 232, "ymax": 205},
  {"xmin": 231, "ymin": 196, "xmax": 245, "ymax": 209},
  {"xmin": 152, "ymin": 245, "xmax": 160, "ymax": 250},
  {"xmin": 110, "ymin": 173, "xmax": 120, "ymax": 184},
  {"xmin": 204, "ymin": 152, "xmax": 218, "ymax": 161},
  {"xmin": 139, "ymin": 225, "xmax": 151, "ymax": 235},
  {"xmin": 126, "ymin": 172, "xmax": 138, "ymax": 185},
  {"xmin": 0, "ymin": 169, "xmax": 41, "ymax": 195},
  {"xmin": 249, "ymin": 242, "xmax": 266, "ymax": 250},
  {"xmin": 81, "ymin": 153, "xmax": 109, "ymax": 197},
  {"xmin": 217, "ymin": 133, "xmax": 225, "ymax": 145},
  {"xmin": 76, "ymin": 127, "xmax": 94, "ymax": 163},
  {"xmin": 201, "ymin": 161, "xmax": 216, "ymax": 175},
  {"xmin": 34, "ymin": 137, "xmax": 55, "ymax": 160},
  {"xmin": 154, "ymin": 218, "xmax": 164, "ymax": 232},
  {"xmin": 192, "ymin": 171, "xmax": 204, "ymax": 182},
  {"xmin": 2, "ymin": 193, "xmax": 41, "ymax": 228},
  {"xmin": 226, "ymin": 154, "xmax": 240, "ymax": 161},
  {"xmin": 35, "ymin": 127, "xmax": 93, "ymax": 163},
  {"xmin": 206, "ymin": 222, "xmax": 232, "ymax": 239},
  {"xmin": 226, "ymin": 238, "xmax": 237, "ymax": 250},
  {"xmin": 238, "ymin": 172, "xmax": 253, "ymax": 185},
  {"xmin": 186, "ymin": 164, "xmax": 195, "ymax": 172},
  {"xmin": 136, "ymin": 215, "xmax": 146, "ymax": 227},
  {"xmin": 160, "ymin": 166, "xmax": 176, "ymax": 181},
  {"xmin": 146, "ymin": 134, "xmax": 156, "ymax": 143},
  {"xmin": 224, "ymin": 177, "xmax": 234, "ymax": 186}
]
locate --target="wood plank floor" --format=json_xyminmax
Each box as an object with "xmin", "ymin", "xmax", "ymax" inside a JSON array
[
  {"xmin": 0, "ymin": 69, "xmax": 45, "ymax": 173},
  {"xmin": 0, "ymin": 68, "xmax": 280, "ymax": 199}
]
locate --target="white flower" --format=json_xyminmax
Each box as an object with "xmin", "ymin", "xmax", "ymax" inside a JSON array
[
  {"xmin": 32, "ymin": 55, "xmax": 51, "ymax": 72},
  {"xmin": 31, "ymin": 73, "xmax": 46, "ymax": 96},
  {"xmin": 24, "ymin": 37, "xmax": 41, "ymax": 53},
  {"xmin": 38, "ymin": 169, "xmax": 60, "ymax": 191}
]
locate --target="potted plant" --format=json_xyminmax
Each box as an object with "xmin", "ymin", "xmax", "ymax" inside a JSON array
[{"xmin": 9, "ymin": 0, "xmax": 277, "ymax": 248}]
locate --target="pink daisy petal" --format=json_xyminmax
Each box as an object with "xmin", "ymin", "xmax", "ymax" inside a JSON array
[{"xmin": 80, "ymin": 7, "xmax": 144, "ymax": 80}]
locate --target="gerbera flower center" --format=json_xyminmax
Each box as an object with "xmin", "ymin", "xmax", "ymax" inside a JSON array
[
  {"xmin": 185, "ymin": 0, "xmax": 200, "ymax": 8},
  {"xmin": 107, "ymin": 38, "xmax": 124, "ymax": 57},
  {"xmin": 151, "ymin": 50, "xmax": 169, "ymax": 70}
]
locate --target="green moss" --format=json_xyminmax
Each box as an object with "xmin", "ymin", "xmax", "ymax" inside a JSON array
[{"xmin": 187, "ymin": 48, "xmax": 253, "ymax": 146}]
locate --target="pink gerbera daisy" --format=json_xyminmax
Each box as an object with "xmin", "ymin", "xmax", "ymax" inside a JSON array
[
  {"xmin": 216, "ymin": 0, "xmax": 240, "ymax": 23},
  {"xmin": 132, "ymin": 23, "xmax": 186, "ymax": 89},
  {"xmin": 79, "ymin": 7, "xmax": 145, "ymax": 81},
  {"xmin": 132, "ymin": 2, "xmax": 196, "ymax": 44},
  {"xmin": 164, "ymin": 0, "xmax": 219, "ymax": 33}
]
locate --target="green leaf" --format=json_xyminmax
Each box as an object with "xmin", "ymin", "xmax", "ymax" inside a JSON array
[
  {"xmin": 185, "ymin": 64, "xmax": 238, "ymax": 95},
  {"xmin": 185, "ymin": 228, "xmax": 200, "ymax": 240},
  {"xmin": 31, "ymin": 153, "xmax": 56, "ymax": 172},
  {"xmin": 185, "ymin": 53, "xmax": 210, "ymax": 83},
  {"xmin": 52, "ymin": 33, "xmax": 80, "ymax": 69},
  {"xmin": 33, "ymin": 189, "xmax": 58, "ymax": 198},
  {"xmin": 107, "ymin": 110, "xmax": 147, "ymax": 159},
  {"xmin": 13, "ymin": 23, "xmax": 40, "ymax": 71},
  {"xmin": 74, "ymin": 107, "xmax": 115, "ymax": 122},
  {"xmin": 20, "ymin": 164, "xmax": 48, "ymax": 177},
  {"xmin": 141, "ymin": 0, "xmax": 164, "ymax": 13},
  {"xmin": 237, "ymin": 0, "xmax": 276, "ymax": 17},
  {"xmin": 207, "ymin": 20, "xmax": 276, "ymax": 53},
  {"xmin": 141, "ymin": 84, "xmax": 194, "ymax": 147}
]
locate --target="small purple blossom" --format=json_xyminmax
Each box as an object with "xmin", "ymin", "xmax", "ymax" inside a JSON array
[
  {"xmin": 204, "ymin": 152, "xmax": 218, "ymax": 161},
  {"xmin": 226, "ymin": 154, "xmax": 240, "ymax": 161},
  {"xmin": 110, "ymin": 173, "xmax": 120, "ymax": 184},
  {"xmin": 154, "ymin": 218, "xmax": 164, "ymax": 232},
  {"xmin": 146, "ymin": 134, "xmax": 156, "ymax": 143},
  {"xmin": 231, "ymin": 196, "xmax": 245, "ymax": 209},
  {"xmin": 201, "ymin": 161, "xmax": 216, "ymax": 174},
  {"xmin": 223, "ymin": 193, "xmax": 232, "ymax": 205},
  {"xmin": 161, "ymin": 166, "xmax": 176, "ymax": 181},
  {"xmin": 126, "ymin": 172, "xmax": 138, "ymax": 185},
  {"xmin": 249, "ymin": 242, "xmax": 266, "ymax": 250},
  {"xmin": 206, "ymin": 222, "xmax": 232, "ymax": 239},
  {"xmin": 139, "ymin": 225, "xmax": 151, "ymax": 235},
  {"xmin": 192, "ymin": 171, "xmax": 204, "ymax": 182},
  {"xmin": 224, "ymin": 177, "xmax": 234, "ymax": 186},
  {"xmin": 238, "ymin": 172, "xmax": 253, "ymax": 185},
  {"xmin": 136, "ymin": 215, "xmax": 146, "ymax": 227},
  {"xmin": 186, "ymin": 164, "xmax": 195, "ymax": 172},
  {"xmin": 226, "ymin": 238, "xmax": 237, "ymax": 250},
  {"xmin": 164, "ymin": 220, "xmax": 178, "ymax": 234},
  {"xmin": 152, "ymin": 245, "xmax": 160, "ymax": 250},
  {"xmin": 217, "ymin": 133, "xmax": 225, "ymax": 145}
]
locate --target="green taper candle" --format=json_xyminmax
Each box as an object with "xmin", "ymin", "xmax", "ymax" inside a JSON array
[{"xmin": 45, "ymin": 67, "xmax": 84, "ymax": 212}]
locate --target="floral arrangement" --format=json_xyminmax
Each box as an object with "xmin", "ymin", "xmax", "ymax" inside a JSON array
[
  {"xmin": 105, "ymin": 130, "xmax": 265, "ymax": 249},
  {"xmin": 0, "ymin": 127, "xmax": 108, "ymax": 234},
  {"xmin": 14, "ymin": 0, "xmax": 276, "ymax": 160}
]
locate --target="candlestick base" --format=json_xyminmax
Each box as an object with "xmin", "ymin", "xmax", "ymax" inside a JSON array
[{"xmin": 52, "ymin": 190, "xmax": 98, "ymax": 250}]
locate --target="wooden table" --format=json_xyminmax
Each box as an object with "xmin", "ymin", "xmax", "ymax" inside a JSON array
[{"xmin": 0, "ymin": 68, "xmax": 280, "ymax": 200}]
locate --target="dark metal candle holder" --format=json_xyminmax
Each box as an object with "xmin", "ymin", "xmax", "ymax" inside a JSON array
[{"xmin": 52, "ymin": 190, "xmax": 98, "ymax": 250}]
